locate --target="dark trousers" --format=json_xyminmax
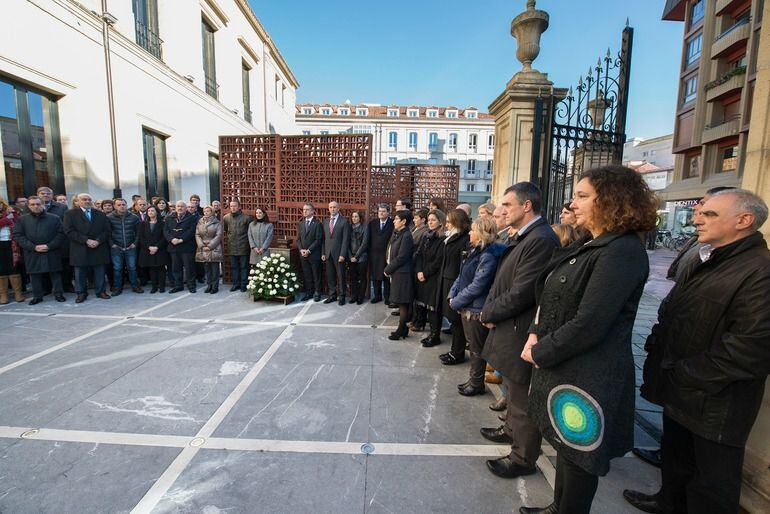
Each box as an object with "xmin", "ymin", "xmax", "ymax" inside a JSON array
[
  {"xmin": 371, "ymin": 278, "xmax": 390, "ymax": 302},
  {"xmin": 300, "ymin": 256, "xmax": 322, "ymax": 295},
  {"xmin": 61, "ymin": 259, "xmax": 73, "ymax": 291},
  {"xmin": 461, "ymin": 317, "xmax": 489, "ymax": 387},
  {"xmin": 503, "ymin": 377, "xmax": 542, "ymax": 467},
  {"xmin": 349, "ymin": 260, "xmax": 368, "ymax": 300},
  {"xmin": 552, "ymin": 452, "xmax": 599, "ymax": 514},
  {"xmin": 412, "ymin": 303, "xmax": 427, "ymax": 328},
  {"xmin": 148, "ymin": 266, "xmax": 166, "ymax": 289},
  {"xmin": 170, "ymin": 252, "xmax": 196, "ymax": 290},
  {"xmin": 30, "ymin": 272, "xmax": 62, "ymax": 299},
  {"xmin": 203, "ymin": 262, "xmax": 220, "ymax": 288},
  {"xmin": 660, "ymin": 415, "xmax": 744, "ymax": 514},
  {"xmin": 230, "ymin": 254, "xmax": 249, "ymax": 288},
  {"xmin": 75, "ymin": 265, "xmax": 105, "ymax": 295},
  {"xmin": 442, "ymin": 281, "xmax": 465, "ymax": 357},
  {"xmin": 325, "ymin": 257, "xmax": 346, "ymax": 297},
  {"xmin": 428, "ymin": 309, "xmax": 442, "ymax": 334}
]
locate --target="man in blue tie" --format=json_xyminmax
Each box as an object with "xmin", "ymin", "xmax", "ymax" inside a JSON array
[
  {"xmin": 63, "ymin": 193, "xmax": 111, "ymax": 303},
  {"xmin": 367, "ymin": 204, "xmax": 393, "ymax": 303}
]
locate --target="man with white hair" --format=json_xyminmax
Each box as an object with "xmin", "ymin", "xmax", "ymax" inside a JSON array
[
  {"xmin": 62, "ymin": 193, "xmax": 111, "ymax": 303},
  {"xmin": 625, "ymin": 189, "xmax": 770, "ymax": 514}
]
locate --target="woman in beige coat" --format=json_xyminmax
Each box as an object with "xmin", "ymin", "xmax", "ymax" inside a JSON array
[{"xmin": 195, "ymin": 206, "xmax": 223, "ymax": 294}]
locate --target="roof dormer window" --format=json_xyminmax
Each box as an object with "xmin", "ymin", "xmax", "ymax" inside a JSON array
[
  {"xmin": 427, "ymin": 110, "xmax": 438, "ymax": 118},
  {"xmin": 338, "ymin": 108, "xmax": 350, "ymax": 116},
  {"xmin": 466, "ymin": 111, "xmax": 477, "ymax": 119},
  {"xmin": 321, "ymin": 108, "xmax": 331, "ymax": 115},
  {"xmin": 356, "ymin": 108, "xmax": 368, "ymax": 116},
  {"xmin": 302, "ymin": 107, "xmax": 313, "ymax": 115},
  {"xmin": 407, "ymin": 109, "xmax": 419, "ymax": 117},
  {"xmin": 387, "ymin": 109, "xmax": 399, "ymax": 117},
  {"xmin": 446, "ymin": 110, "xmax": 458, "ymax": 119}
]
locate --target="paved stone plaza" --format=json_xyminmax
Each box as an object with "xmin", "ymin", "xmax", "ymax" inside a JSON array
[{"xmin": 0, "ymin": 251, "xmax": 675, "ymax": 513}]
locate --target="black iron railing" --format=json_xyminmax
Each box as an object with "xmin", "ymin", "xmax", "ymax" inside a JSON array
[{"xmin": 135, "ymin": 20, "xmax": 163, "ymax": 60}]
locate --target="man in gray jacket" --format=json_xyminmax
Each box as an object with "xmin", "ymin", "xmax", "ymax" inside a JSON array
[
  {"xmin": 322, "ymin": 201, "xmax": 350, "ymax": 305},
  {"xmin": 222, "ymin": 199, "xmax": 253, "ymax": 292}
]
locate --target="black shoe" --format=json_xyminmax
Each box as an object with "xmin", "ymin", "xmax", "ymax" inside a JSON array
[
  {"xmin": 29, "ymin": 298, "xmax": 43, "ymax": 305},
  {"xmin": 421, "ymin": 332, "xmax": 442, "ymax": 347},
  {"xmin": 480, "ymin": 426, "xmax": 512, "ymax": 444},
  {"xmin": 97, "ymin": 292, "xmax": 111, "ymax": 300},
  {"xmin": 300, "ymin": 294, "xmax": 311, "ymax": 302},
  {"xmin": 112, "ymin": 289, "xmax": 122, "ymax": 296},
  {"xmin": 338, "ymin": 297, "xmax": 346, "ymax": 306},
  {"xmin": 439, "ymin": 352, "xmax": 465, "ymax": 365},
  {"xmin": 632, "ymin": 448, "xmax": 662, "ymax": 468},
  {"xmin": 458, "ymin": 384, "xmax": 485, "ymax": 397},
  {"xmin": 622, "ymin": 490, "xmax": 666, "ymax": 514},
  {"xmin": 55, "ymin": 294, "xmax": 66, "ymax": 302},
  {"xmin": 489, "ymin": 396, "xmax": 507, "ymax": 412},
  {"xmin": 519, "ymin": 503, "xmax": 558, "ymax": 514},
  {"xmin": 169, "ymin": 287, "xmax": 183, "ymax": 294},
  {"xmin": 486, "ymin": 456, "xmax": 536, "ymax": 479},
  {"xmin": 370, "ymin": 297, "xmax": 381, "ymax": 304},
  {"xmin": 75, "ymin": 294, "xmax": 87, "ymax": 303},
  {"xmin": 204, "ymin": 285, "xmax": 212, "ymax": 293},
  {"xmin": 314, "ymin": 294, "xmax": 321, "ymax": 302},
  {"xmin": 230, "ymin": 285, "xmax": 240, "ymax": 292},
  {"xmin": 240, "ymin": 286, "xmax": 247, "ymax": 292},
  {"xmin": 189, "ymin": 288, "xmax": 196, "ymax": 293},
  {"xmin": 388, "ymin": 331, "xmax": 407, "ymax": 341},
  {"xmin": 356, "ymin": 298, "xmax": 363, "ymax": 305},
  {"xmin": 150, "ymin": 287, "xmax": 158, "ymax": 294},
  {"xmin": 159, "ymin": 288, "xmax": 165, "ymax": 293},
  {"xmin": 386, "ymin": 302, "xmax": 397, "ymax": 308},
  {"xmin": 210, "ymin": 287, "xmax": 218, "ymax": 294},
  {"xmin": 323, "ymin": 296, "xmax": 337, "ymax": 304},
  {"xmin": 391, "ymin": 309, "xmax": 399, "ymax": 316},
  {"xmin": 457, "ymin": 380, "xmax": 471, "ymax": 390}
]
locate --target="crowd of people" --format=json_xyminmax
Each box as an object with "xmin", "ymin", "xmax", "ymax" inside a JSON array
[{"xmin": 2, "ymin": 164, "xmax": 769, "ymax": 514}]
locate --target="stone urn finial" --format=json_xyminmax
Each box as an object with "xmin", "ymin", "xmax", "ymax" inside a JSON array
[{"xmin": 511, "ymin": 0, "xmax": 549, "ymax": 72}]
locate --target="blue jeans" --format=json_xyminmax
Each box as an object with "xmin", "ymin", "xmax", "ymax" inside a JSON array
[{"xmin": 111, "ymin": 247, "xmax": 139, "ymax": 289}]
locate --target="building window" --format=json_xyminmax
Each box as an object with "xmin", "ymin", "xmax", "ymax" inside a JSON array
[
  {"xmin": 302, "ymin": 130, "xmax": 311, "ymax": 135},
  {"xmin": 388, "ymin": 157, "xmax": 397, "ymax": 165},
  {"xmin": 468, "ymin": 133, "xmax": 478, "ymax": 151},
  {"xmin": 208, "ymin": 152, "xmax": 219, "ymax": 202},
  {"xmin": 352, "ymin": 124, "xmax": 373, "ymax": 134},
  {"xmin": 448, "ymin": 133, "xmax": 458, "ymax": 150},
  {"xmin": 487, "ymin": 159, "xmax": 493, "ymax": 171},
  {"xmin": 320, "ymin": 130, "xmax": 329, "ymax": 135},
  {"xmin": 201, "ymin": 17, "xmax": 217, "ymax": 99},
  {"xmin": 339, "ymin": 108, "xmax": 350, "ymax": 116},
  {"xmin": 730, "ymin": 54, "xmax": 747, "ymax": 69},
  {"xmin": 446, "ymin": 110, "xmax": 457, "ymax": 118},
  {"xmin": 387, "ymin": 109, "xmax": 398, "ymax": 117},
  {"xmin": 429, "ymin": 132, "xmax": 438, "ymax": 149},
  {"xmin": 409, "ymin": 132, "xmax": 417, "ymax": 149},
  {"xmin": 321, "ymin": 108, "xmax": 331, "ymax": 115},
  {"xmin": 142, "ymin": 128, "xmax": 169, "ymax": 200},
  {"xmin": 302, "ymin": 107, "xmax": 312, "ymax": 115},
  {"xmin": 468, "ymin": 159, "xmax": 476, "ymax": 174},
  {"xmin": 683, "ymin": 75, "xmax": 698, "ymax": 104},
  {"xmin": 485, "ymin": 184, "xmax": 492, "ymax": 193},
  {"xmin": 683, "ymin": 154, "xmax": 700, "ymax": 178},
  {"xmin": 242, "ymin": 62, "xmax": 251, "ymax": 123},
  {"xmin": 720, "ymin": 145, "xmax": 739, "ymax": 172},
  {"xmin": 467, "ymin": 184, "xmax": 476, "ymax": 192},
  {"xmin": 427, "ymin": 110, "xmax": 438, "ymax": 118},
  {"xmin": 685, "ymin": 33, "xmax": 702, "ymax": 67},
  {"xmin": 690, "ymin": 0, "xmax": 705, "ymax": 27},
  {"xmin": 356, "ymin": 108, "xmax": 367, "ymax": 116},
  {"xmin": 408, "ymin": 158, "xmax": 417, "ymax": 164},
  {"xmin": 132, "ymin": 0, "xmax": 162, "ymax": 60},
  {"xmin": 449, "ymin": 159, "xmax": 457, "ymax": 166},
  {"xmin": 488, "ymin": 134, "xmax": 495, "ymax": 148},
  {"xmin": 388, "ymin": 131, "xmax": 397, "ymax": 149},
  {"xmin": 466, "ymin": 111, "xmax": 477, "ymax": 119},
  {"xmin": 407, "ymin": 109, "xmax": 418, "ymax": 118},
  {"xmin": 1, "ymin": 78, "xmax": 65, "ymax": 199}
]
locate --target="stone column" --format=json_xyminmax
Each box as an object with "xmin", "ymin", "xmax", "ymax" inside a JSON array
[
  {"xmin": 739, "ymin": 1, "xmax": 770, "ymax": 510},
  {"xmin": 489, "ymin": 1, "xmax": 567, "ymax": 200}
]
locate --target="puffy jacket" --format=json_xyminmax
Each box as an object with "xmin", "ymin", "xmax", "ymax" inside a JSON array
[
  {"xmin": 222, "ymin": 211, "xmax": 253, "ymax": 255},
  {"xmin": 448, "ymin": 242, "xmax": 506, "ymax": 313},
  {"xmin": 107, "ymin": 211, "xmax": 140, "ymax": 249}
]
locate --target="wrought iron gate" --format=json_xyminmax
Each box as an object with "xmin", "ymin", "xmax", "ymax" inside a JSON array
[{"xmin": 535, "ymin": 24, "xmax": 634, "ymax": 222}]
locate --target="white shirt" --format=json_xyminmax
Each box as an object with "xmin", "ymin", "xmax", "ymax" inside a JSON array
[
  {"xmin": 698, "ymin": 244, "xmax": 714, "ymax": 262},
  {"xmin": 516, "ymin": 215, "xmax": 542, "ymax": 237}
]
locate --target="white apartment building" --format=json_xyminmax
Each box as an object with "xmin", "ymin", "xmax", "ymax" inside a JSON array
[
  {"xmin": 623, "ymin": 134, "xmax": 675, "ymax": 169},
  {"xmin": 295, "ymin": 103, "xmax": 496, "ymax": 209},
  {"xmin": 1, "ymin": 0, "xmax": 298, "ymax": 204}
]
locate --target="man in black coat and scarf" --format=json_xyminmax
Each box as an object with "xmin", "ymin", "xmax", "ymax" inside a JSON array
[
  {"xmin": 368, "ymin": 203, "xmax": 394, "ymax": 304},
  {"xmin": 478, "ymin": 182, "xmax": 559, "ymax": 478},
  {"xmin": 63, "ymin": 193, "xmax": 111, "ymax": 303},
  {"xmin": 625, "ymin": 189, "xmax": 770, "ymax": 514},
  {"xmin": 13, "ymin": 196, "xmax": 67, "ymax": 304},
  {"xmin": 164, "ymin": 201, "xmax": 198, "ymax": 293}
]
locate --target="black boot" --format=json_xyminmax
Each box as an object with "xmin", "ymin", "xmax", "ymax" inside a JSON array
[
  {"xmin": 519, "ymin": 504, "xmax": 558, "ymax": 514},
  {"xmin": 421, "ymin": 329, "xmax": 441, "ymax": 347}
]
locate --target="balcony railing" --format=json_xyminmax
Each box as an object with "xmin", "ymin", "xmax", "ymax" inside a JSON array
[
  {"xmin": 702, "ymin": 116, "xmax": 741, "ymax": 144},
  {"xmin": 204, "ymin": 76, "xmax": 219, "ymax": 100},
  {"xmin": 712, "ymin": 18, "xmax": 751, "ymax": 58},
  {"xmin": 705, "ymin": 70, "xmax": 745, "ymax": 102},
  {"xmin": 134, "ymin": 20, "xmax": 163, "ymax": 60}
]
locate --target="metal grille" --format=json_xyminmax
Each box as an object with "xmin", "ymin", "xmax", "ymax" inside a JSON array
[{"xmin": 134, "ymin": 19, "xmax": 163, "ymax": 60}]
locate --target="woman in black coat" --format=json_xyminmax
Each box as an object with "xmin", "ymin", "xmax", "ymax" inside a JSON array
[
  {"xmin": 138, "ymin": 206, "xmax": 170, "ymax": 293},
  {"xmin": 520, "ymin": 165, "xmax": 657, "ymax": 514},
  {"xmin": 383, "ymin": 210, "xmax": 414, "ymax": 340},
  {"xmin": 416, "ymin": 209, "xmax": 446, "ymax": 347},
  {"xmin": 436, "ymin": 208, "xmax": 471, "ymax": 364},
  {"xmin": 348, "ymin": 211, "xmax": 369, "ymax": 305}
]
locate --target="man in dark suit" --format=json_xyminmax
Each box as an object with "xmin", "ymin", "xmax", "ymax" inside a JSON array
[
  {"xmin": 36, "ymin": 187, "xmax": 67, "ymax": 218},
  {"xmin": 297, "ymin": 203, "xmax": 323, "ymax": 302},
  {"xmin": 322, "ymin": 201, "xmax": 350, "ymax": 305},
  {"xmin": 478, "ymin": 182, "xmax": 560, "ymax": 479},
  {"xmin": 63, "ymin": 193, "xmax": 112, "ymax": 303},
  {"xmin": 367, "ymin": 203, "xmax": 393, "ymax": 303},
  {"xmin": 164, "ymin": 200, "xmax": 198, "ymax": 293}
]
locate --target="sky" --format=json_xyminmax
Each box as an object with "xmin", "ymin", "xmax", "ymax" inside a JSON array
[{"xmin": 248, "ymin": 0, "xmax": 685, "ymax": 140}]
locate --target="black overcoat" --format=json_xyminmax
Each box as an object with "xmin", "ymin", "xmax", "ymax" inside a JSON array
[
  {"xmin": 384, "ymin": 227, "xmax": 414, "ymax": 304},
  {"xmin": 436, "ymin": 231, "xmax": 470, "ymax": 307},
  {"xmin": 12, "ymin": 211, "xmax": 66, "ymax": 273},
  {"xmin": 63, "ymin": 208, "xmax": 111, "ymax": 266},
  {"xmin": 163, "ymin": 212, "xmax": 197, "ymax": 254},
  {"xmin": 414, "ymin": 230, "xmax": 444, "ymax": 309},
  {"xmin": 528, "ymin": 232, "xmax": 649, "ymax": 476},
  {"xmin": 480, "ymin": 218, "xmax": 559, "ymax": 382},
  {"xmin": 138, "ymin": 220, "xmax": 170, "ymax": 267},
  {"xmin": 367, "ymin": 218, "xmax": 393, "ymax": 280}
]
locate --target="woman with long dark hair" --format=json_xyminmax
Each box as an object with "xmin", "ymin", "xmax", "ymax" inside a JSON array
[
  {"xmin": 138, "ymin": 205, "xmax": 170, "ymax": 293},
  {"xmin": 154, "ymin": 198, "xmax": 171, "ymax": 219},
  {"xmin": 519, "ymin": 165, "xmax": 657, "ymax": 514},
  {"xmin": 437, "ymin": 208, "xmax": 471, "ymax": 364},
  {"xmin": 348, "ymin": 211, "xmax": 369, "ymax": 305},
  {"xmin": 416, "ymin": 209, "xmax": 446, "ymax": 347},
  {"xmin": 384, "ymin": 210, "xmax": 414, "ymax": 340},
  {"xmin": 248, "ymin": 208, "xmax": 274, "ymax": 267}
]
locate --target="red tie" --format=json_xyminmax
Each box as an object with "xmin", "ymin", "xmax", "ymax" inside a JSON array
[{"xmin": 330, "ymin": 217, "xmax": 336, "ymax": 234}]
